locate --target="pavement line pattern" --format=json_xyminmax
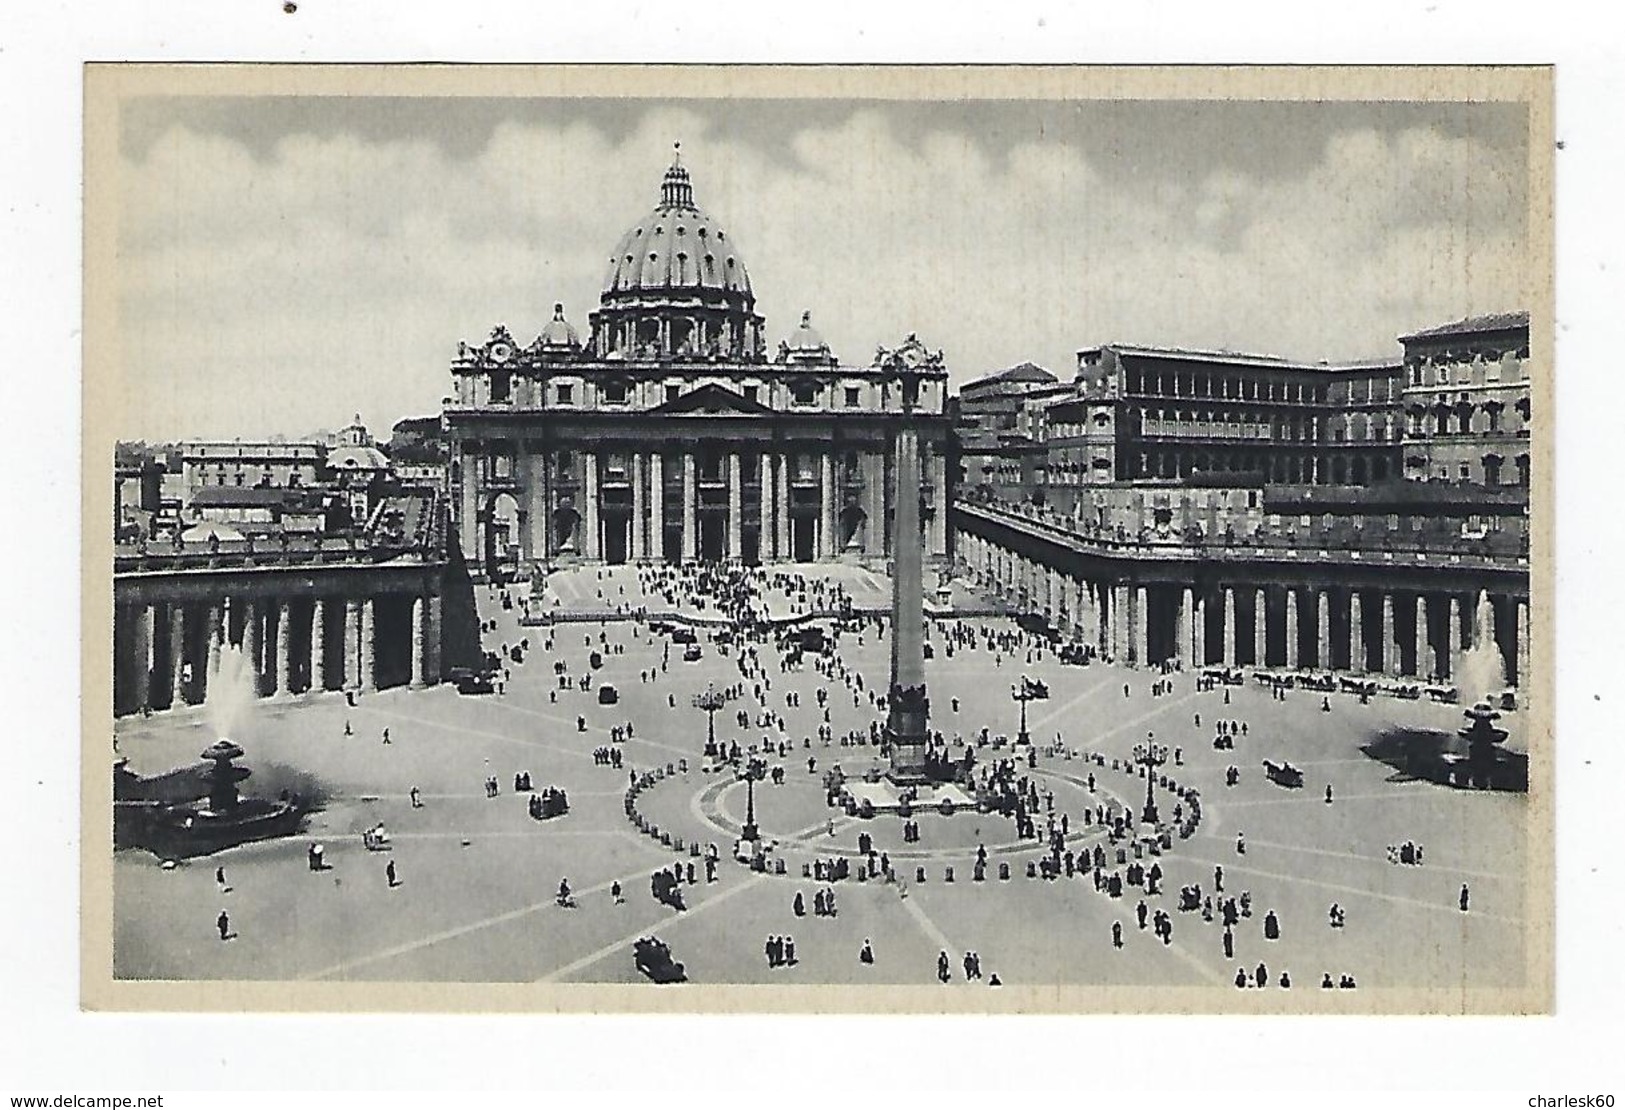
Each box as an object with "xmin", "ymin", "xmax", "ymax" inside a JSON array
[
  {"xmin": 1027, "ymin": 670, "xmax": 1119, "ymax": 733},
  {"xmin": 897, "ymin": 886, "xmax": 957, "ymax": 958},
  {"xmin": 482, "ymin": 695, "xmax": 692, "ymax": 758},
  {"xmin": 1194, "ymin": 831, "xmax": 1517, "ymax": 883},
  {"xmin": 534, "ymin": 873, "xmax": 771, "ymax": 984},
  {"xmin": 299, "ymin": 856, "xmax": 669, "ymax": 982},
  {"xmin": 1173, "ymin": 846, "xmax": 1520, "ymax": 926}
]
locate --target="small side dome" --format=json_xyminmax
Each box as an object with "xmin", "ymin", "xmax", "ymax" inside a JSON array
[
  {"xmin": 778, "ymin": 310, "xmax": 837, "ymax": 366},
  {"xmin": 538, "ymin": 302, "xmax": 580, "ymax": 348}
]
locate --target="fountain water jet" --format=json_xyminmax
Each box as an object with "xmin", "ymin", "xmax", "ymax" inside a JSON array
[{"xmin": 1452, "ymin": 590, "xmax": 1507, "ymax": 705}]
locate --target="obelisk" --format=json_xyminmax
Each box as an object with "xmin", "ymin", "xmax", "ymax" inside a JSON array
[{"xmin": 886, "ymin": 363, "xmax": 930, "ymax": 783}]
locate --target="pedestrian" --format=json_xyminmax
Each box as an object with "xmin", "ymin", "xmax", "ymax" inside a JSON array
[
  {"xmin": 612, "ymin": 880, "xmax": 624, "ymax": 904},
  {"xmin": 937, "ymin": 950, "xmax": 951, "ymax": 983},
  {"xmin": 1236, "ymin": 831, "xmax": 1246, "ymax": 856},
  {"xmin": 386, "ymin": 860, "xmax": 398, "ymax": 887},
  {"xmin": 1460, "ymin": 884, "xmax": 1470, "ymax": 912},
  {"xmin": 793, "ymin": 891, "xmax": 805, "ymax": 917},
  {"xmin": 343, "ymin": 719, "xmax": 352, "ymax": 737},
  {"xmin": 784, "ymin": 936, "xmax": 796, "ymax": 966},
  {"xmin": 860, "ymin": 939, "xmax": 874, "ymax": 965},
  {"xmin": 215, "ymin": 866, "xmax": 227, "ymax": 891},
  {"xmin": 1325, "ymin": 783, "xmax": 1334, "ymax": 804},
  {"xmin": 410, "ymin": 786, "xmax": 422, "ymax": 808},
  {"xmin": 382, "ymin": 727, "xmax": 391, "ymax": 745},
  {"xmin": 1223, "ymin": 925, "xmax": 1234, "ymax": 960},
  {"xmin": 217, "ymin": 909, "xmax": 230, "ymax": 941},
  {"xmin": 1112, "ymin": 921, "xmax": 1123, "ymax": 948}
]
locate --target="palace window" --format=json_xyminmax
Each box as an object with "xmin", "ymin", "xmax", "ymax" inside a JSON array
[
  {"xmin": 792, "ymin": 382, "xmax": 818, "ymax": 406},
  {"xmin": 666, "ymin": 384, "xmax": 681, "ymax": 404},
  {"xmin": 743, "ymin": 385, "xmax": 759, "ymax": 405},
  {"xmin": 602, "ymin": 382, "xmax": 627, "ymax": 404},
  {"xmin": 490, "ymin": 370, "xmax": 511, "ymax": 404},
  {"xmin": 555, "ymin": 383, "xmax": 574, "ymax": 405},
  {"xmin": 845, "ymin": 386, "xmax": 860, "ymax": 408}
]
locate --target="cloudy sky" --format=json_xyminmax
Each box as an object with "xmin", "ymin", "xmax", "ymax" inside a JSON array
[{"xmin": 113, "ymin": 96, "xmax": 1529, "ymax": 441}]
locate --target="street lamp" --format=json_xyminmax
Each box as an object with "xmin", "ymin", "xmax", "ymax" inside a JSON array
[
  {"xmin": 1132, "ymin": 734, "xmax": 1169, "ymax": 827},
  {"xmin": 741, "ymin": 756, "xmax": 766, "ymax": 843},
  {"xmin": 1011, "ymin": 677, "xmax": 1037, "ymax": 747},
  {"xmin": 692, "ymin": 683, "xmax": 726, "ymax": 759}
]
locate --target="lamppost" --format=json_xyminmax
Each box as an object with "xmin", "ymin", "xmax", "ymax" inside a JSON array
[
  {"xmin": 1011, "ymin": 677, "xmax": 1037, "ymax": 747},
  {"xmin": 692, "ymin": 683, "xmax": 726, "ymax": 759},
  {"xmin": 741, "ymin": 756, "xmax": 766, "ymax": 843},
  {"xmin": 1132, "ymin": 734, "xmax": 1169, "ymax": 827}
]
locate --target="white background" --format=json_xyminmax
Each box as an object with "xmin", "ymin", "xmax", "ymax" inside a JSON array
[{"xmin": 1, "ymin": 0, "xmax": 1620, "ymax": 1098}]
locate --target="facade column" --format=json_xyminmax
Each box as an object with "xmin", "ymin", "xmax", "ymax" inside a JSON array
[
  {"xmin": 1253, "ymin": 588, "xmax": 1267, "ymax": 667},
  {"xmin": 681, "ymin": 452, "xmax": 697, "ymax": 561},
  {"xmin": 727, "ymin": 450, "xmax": 743, "ymax": 558},
  {"xmin": 1446, "ymin": 594, "xmax": 1462, "ymax": 680},
  {"xmin": 759, "ymin": 452, "xmax": 774, "ymax": 560},
  {"xmin": 242, "ymin": 599, "xmax": 261, "ymax": 696},
  {"xmin": 167, "ymin": 604, "xmax": 186, "ymax": 707},
  {"xmin": 648, "ymin": 452, "xmax": 665, "ymax": 562},
  {"xmin": 1516, "ymin": 597, "xmax": 1530, "ymax": 691},
  {"xmin": 776, "ymin": 452, "xmax": 791, "ymax": 560},
  {"xmin": 1175, "ymin": 587, "xmax": 1191, "ymax": 665},
  {"xmin": 515, "ymin": 452, "xmax": 534, "ymax": 565},
  {"xmin": 527, "ymin": 444, "xmax": 549, "ymax": 565},
  {"xmin": 582, "ymin": 452, "xmax": 600, "ymax": 560},
  {"xmin": 1316, "ymin": 590, "xmax": 1330, "ymax": 671},
  {"xmin": 819, "ymin": 451, "xmax": 835, "ymax": 558},
  {"xmin": 1222, "ymin": 587, "xmax": 1237, "ymax": 667},
  {"xmin": 929, "ymin": 450, "xmax": 948, "ymax": 557},
  {"xmin": 1349, "ymin": 591, "xmax": 1364, "ymax": 674},
  {"xmin": 1284, "ymin": 588, "xmax": 1299, "ymax": 670},
  {"xmin": 631, "ymin": 453, "xmax": 646, "ymax": 561},
  {"xmin": 344, "ymin": 599, "xmax": 361, "ymax": 690},
  {"xmin": 458, "ymin": 443, "xmax": 479, "ymax": 564},
  {"xmin": 1415, "ymin": 594, "xmax": 1430, "ymax": 679},
  {"xmin": 865, "ymin": 451, "xmax": 885, "ymax": 556},
  {"xmin": 1192, "ymin": 592, "xmax": 1206, "ymax": 667},
  {"xmin": 360, "ymin": 597, "xmax": 376, "ymax": 692},
  {"xmin": 410, "ymin": 595, "xmax": 426, "ymax": 687},
  {"xmin": 310, "ymin": 599, "xmax": 326, "ymax": 693},
  {"xmin": 274, "ymin": 600, "xmax": 291, "ymax": 696}
]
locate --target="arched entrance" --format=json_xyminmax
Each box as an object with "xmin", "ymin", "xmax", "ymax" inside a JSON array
[
  {"xmin": 551, "ymin": 502, "xmax": 582, "ymax": 556},
  {"xmin": 483, "ymin": 492, "xmax": 519, "ymax": 578}
]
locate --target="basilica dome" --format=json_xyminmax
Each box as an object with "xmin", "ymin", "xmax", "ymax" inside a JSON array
[
  {"xmin": 589, "ymin": 147, "xmax": 766, "ymax": 363},
  {"xmin": 601, "ymin": 153, "xmax": 753, "ymax": 299}
]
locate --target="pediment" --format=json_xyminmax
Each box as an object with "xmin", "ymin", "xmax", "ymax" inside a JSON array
[{"xmin": 652, "ymin": 382, "xmax": 774, "ymax": 416}]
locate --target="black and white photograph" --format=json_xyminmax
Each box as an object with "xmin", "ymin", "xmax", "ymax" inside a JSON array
[{"xmin": 84, "ymin": 64, "xmax": 1552, "ymax": 1014}]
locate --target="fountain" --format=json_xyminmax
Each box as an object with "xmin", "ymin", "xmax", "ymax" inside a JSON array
[
  {"xmin": 1453, "ymin": 700, "xmax": 1526, "ymax": 791},
  {"xmin": 113, "ymin": 645, "xmax": 307, "ymax": 858},
  {"xmin": 1453, "ymin": 589, "xmax": 1508, "ymax": 708}
]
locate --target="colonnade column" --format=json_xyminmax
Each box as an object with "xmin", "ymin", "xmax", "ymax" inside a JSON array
[
  {"xmin": 1223, "ymin": 588, "xmax": 1237, "ymax": 667},
  {"xmin": 425, "ymin": 595, "xmax": 443, "ymax": 685},
  {"xmin": 1253, "ymin": 588, "xmax": 1267, "ymax": 667},
  {"xmin": 1284, "ymin": 589, "xmax": 1299, "ymax": 670},
  {"xmin": 410, "ymin": 595, "xmax": 425, "ymax": 687},
  {"xmin": 1316, "ymin": 591, "xmax": 1330, "ymax": 671},
  {"xmin": 1381, "ymin": 594, "xmax": 1398, "ymax": 676},
  {"xmin": 167, "ymin": 604, "xmax": 186, "ymax": 707},
  {"xmin": 1349, "ymin": 592, "xmax": 1364, "ymax": 674},
  {"xmin": 582, "ymin": 453, "xmax": 600, "ymax": 560},
  {"xmin": 360, "ymin": 597, "xmax": 376, "ymax": 692},
  {"xmin": 1446, "ymin": 594, "xmax": 1462, "ymax": 680},
  {"xmin": 631, "ymin": 453, "xmax": 646, "ymax": 561},
  {"xmin": 1516, "ymin": 598, "xmax": 1530, "ymax": 691},
  {"xmin": 648, "ymin": 453, "xmax": 665, "ymax": 562},
  {"xmin": 345, "ymin": 599, "xmax": 361, "ymax": 690},
  {"xmin": 242, "ymin": 599, "xmax": 261, "ymax": 695},
  {"xmin": 1134, "ymin": 585, "xmax": 1149, "ymax": 666},
  {"xmin": 819, "ymin": 452, "xmax": 835, "ymax": 558},
  {"xmin": 205, "ymin": 604, "xmax": 222, "ymax": 701},
  {"xmin": 727, "ymin": 451, "xmax": 743, "ymax": 559},
  {"xmin": 929, "ymin": 451, "xmax": 948, "ymax": 557},
  {"xmin": 310, "ymin": 599, "xmax": 326, "ymax": 693},
  {"xmin": 1414, "ymin": 595, "xmax": 1430, "ymax": 679},
  {"xmin": 1111, "ymin": 584, "xmax": 1129, "ymax": 663},
  {"xmin": 274, "ymin": 600, "xmax": 291, "ymax": 696},
  {"xmin": 132, "ymin": 604, "xmax": 153, "ymax": 712},
  {"xmin": 681, "ymin": 453, "xmax": 697, "ymax": 561}
]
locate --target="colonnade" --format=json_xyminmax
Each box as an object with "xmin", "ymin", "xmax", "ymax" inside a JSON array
[
  {"xmin": 113, "ymin": 590, "xmax": 442, "ymax": 717},
  {"xmin": 954, "ymin": 528, "xmax": 1529, "ymax": 689}
]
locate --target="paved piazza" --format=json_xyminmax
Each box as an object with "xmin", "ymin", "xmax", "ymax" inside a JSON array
[{"xmin": 113, "ymin": 565, "xmax": 1529, "ymax": 991}]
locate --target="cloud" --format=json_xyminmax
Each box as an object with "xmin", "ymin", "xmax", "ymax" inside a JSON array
[{"xmin": 112, "ymin": 105, "xmax": 1528, "ymax": 440}]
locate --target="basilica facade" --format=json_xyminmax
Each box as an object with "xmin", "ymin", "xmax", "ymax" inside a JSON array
[{"xmin": 441, "ymin": 152, "xmax": 953, "ymax": 580}]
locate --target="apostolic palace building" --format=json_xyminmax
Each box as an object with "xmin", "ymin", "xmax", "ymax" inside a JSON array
[{"xmin": 440, "ymin": 151, "xmax": 954, "ymax": 581}]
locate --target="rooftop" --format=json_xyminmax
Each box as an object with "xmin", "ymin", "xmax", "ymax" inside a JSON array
[{"xmin": 1398, "ymin": 311, "xmax": 1530, "ymax": 343}]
